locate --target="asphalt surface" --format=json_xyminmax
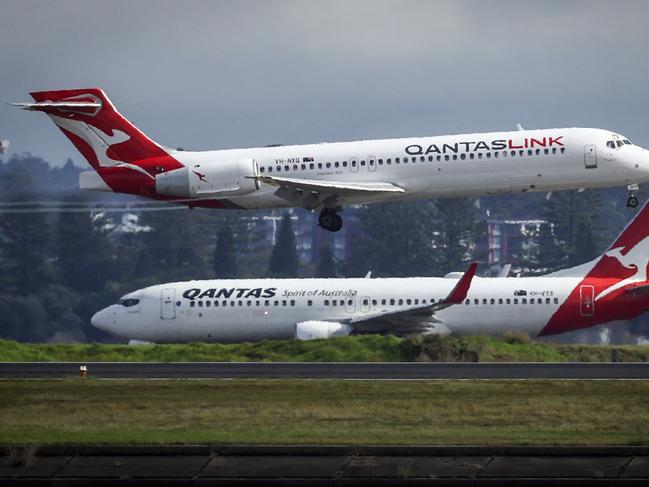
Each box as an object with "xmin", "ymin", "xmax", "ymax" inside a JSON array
[
  {"xmin": 2, "ymin": 361, "xmax": 649, "ymax": 379},
  {"xmin": 2, "ymin": 445, "xmax": 649, "ymax": 485}
]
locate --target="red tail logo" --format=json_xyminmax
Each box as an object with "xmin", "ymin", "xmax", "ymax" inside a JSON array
[{"xmin": 540, "ymin": 202, "xmax": 649, "ymax": 336}]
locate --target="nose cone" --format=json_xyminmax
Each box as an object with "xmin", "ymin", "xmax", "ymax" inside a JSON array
[{"xmin": 91, "ymin": 307, "xmax": 113, "ymax": 334}]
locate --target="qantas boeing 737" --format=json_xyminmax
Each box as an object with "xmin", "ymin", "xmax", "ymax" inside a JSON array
[
  {"xmin": 92, "ymin": 200, "xmax": 649, "ymax": 343},
  {"xmin": 13, "ymin": 88, "xmax": 649, "ymax": 231}
]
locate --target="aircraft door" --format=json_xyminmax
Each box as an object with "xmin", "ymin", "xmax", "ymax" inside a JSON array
[
  {"xmin": 368, "ymin": 156, "xmax": 377, "ymax": 172},
  {"xmin": 584, "ymin": 145, "xmax": 597, "ymax": 169},
  {"xmin": 360, "ymin": 296, "xmax": 371, "ymax": 313},
  {"xmin": 161, "ymin": 288, "xmax": 176, "ymax": 319},
  {"xmin": 350, "ymin": 157, "xmax": 359, "ymax": 173},
  {"xmin": 579, "ymin": 285, "xmax": 595, "ymax": 317},
  {"xmin": 344, "ymin": 298, "xmax": 356, "ymax": 313}
]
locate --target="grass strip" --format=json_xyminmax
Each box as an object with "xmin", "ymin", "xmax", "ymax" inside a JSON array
[
  {"xmin": 1, "ymin": 379, "xmax": 648, "ymax": 445},
  {"xmin": 2, "ymin": 335, "xmax": 649, "ymax": 362}
]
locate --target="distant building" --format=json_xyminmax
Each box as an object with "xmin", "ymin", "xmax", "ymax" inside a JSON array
[
  {"xmin": 486, "ymin": 219, "xmax": 545, "ymax": 267},
  {"xmin": 0, "ymin": 139, "xmax": 9, "ymax": 155}
]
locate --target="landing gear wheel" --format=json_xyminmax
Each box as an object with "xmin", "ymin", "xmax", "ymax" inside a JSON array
[
  {"xmin": 627, "ymin": 195, "xmax": 639, "ymax": 208},
  {"xmin": 318, "ymin": 210, "xmax": 343, "ymax": 232}
]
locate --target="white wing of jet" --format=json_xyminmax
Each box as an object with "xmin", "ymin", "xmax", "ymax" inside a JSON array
[
  {"xmin": 254, "ymin": 175, "xmax": 404, "ymax": 210},
  {"xmin": 344, "ymin": 263, "xmax": 478, "ymax": 334}
]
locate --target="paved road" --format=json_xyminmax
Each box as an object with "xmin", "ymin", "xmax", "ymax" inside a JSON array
[{"xmin": 1, "ymin": 361, "xmax": 649, "ymax": 379}]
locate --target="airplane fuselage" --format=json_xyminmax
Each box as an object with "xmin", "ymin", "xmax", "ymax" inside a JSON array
[
  {"xmin": 153, "ymin": 127, "xmax": 649, "ymax": 210},
  {"xmin": 92, "ymin": 275, "xmax": 625, "ymax": 343}
]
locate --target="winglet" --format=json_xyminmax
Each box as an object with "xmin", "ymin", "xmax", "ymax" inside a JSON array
[{"xmin": 443, "ymin": 262, "xmax": 478, "ymax": 304}]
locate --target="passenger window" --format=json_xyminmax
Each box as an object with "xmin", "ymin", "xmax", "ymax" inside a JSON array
[
  {"xmin": 264, "ymin": 300, "xmax": 269, "ymax": 306},
  {"xmin": 428, "ymin": 156, "xmax": 433, "ymax": 162},
  {"xmin": 498, "ymin": 298, "xmax": 503, "ymax": 304},
  {"xmin": 268, "ymin": 167, "xmax": 273, "ymax": 173},
  {"xmin": 545, "ymin": 298, "xmax": 551, "ymax": 304},
  {"xmin": 553, "ymin": 298, "xmax": 559, "ymax": 304},
  {"xmin": 198, "ymin": 301, "xmax": 203, "ymax": 307},
  {"xmin": 527, "ymin": 150, "xmax": 533, "ymax": 156},
  {"xmin": 284, "ymin": 166, "xmax": 289, "ymax": 171},
  {"xmin": 406, "ymin": 299, "xmax": 412, "ymax": 305},
  {"xmin": 452, "ymin": 154, "xmax": 457, "ymax": 160},
  {"xmin": 490, "ymin": 298, "xmax": 495, "ymax": 304},
  {"xmin": 474, "ymin": 298, "xmax": 479, "ymax": 305},
  {"xmin": 372, "ymin": 299, "xmax": 377, "ymax": 305},
  {"xmin": 396, "ymin": 157, "xmax": 400, "ymax": 163},
  {"xmin": 206, "ymin": 301, "xmax": 211, "ymax": 307},
  {"xmin": 494, "ymin": 152, "xmax": 498, "ymax": 158},
  {"xmin": 246, "ymin": 300, "xmax": 251, "ymax": 306},
  {"xmin": 465, "ymin": 299, "xmax": 470, "ymax": 305},
  {"xmin": 342, "ymin": 161, "xmax": 348, "ymax": 167},
  {"xmin": 522, "ymin": 298, "xmax": 527, "ymax": 304},
  {"xmin": 363, "ymin": 299, "xmax": 369, "ymax": 305},
  {"xmin": 238, "ymin": 300, "xmax": 243, "ymax": 306},
  {"xmin": 469, "ymin": 153, "xmax": 475, "ymax": 160},
  {"xmin": 552, "ymin": 148, "xmax": 557, "ymax": 154},
  {"xmin": 307, "ymin": 300, "xmax": 312, "ymax": 306},
  {"xmin": 398, "ymin": 299, "xmax": 403, "ymax": 305},
  {"xmin": 309, "ymin": 163, "xmax": 315, "ymax": 169},
  {"xmin": 460, "ymin": 153, "xmax": 466, "ymax": 160},
  {"xmin": 486, "ymin": 153, "xmax": 491, "ymax": 159},
  {"xmin": 301, "ymin": 164, "xmax": 306, "ymax": 170},
  {"xmin": 560, "ymin": 147, "xmax": 566, "ymax": 153},
  {"xmin": 190, "ymin": 301, "xmax": 195, "ymax": 308},
  {"xmin": 478, "ymin": 153, "xmax": 483, "ymax": 159},
  {"xmin": 519, "ymin": 150, "xmax": 524, "ymax": 156},
  {"xmin": 324, "ymin": 300, "xmax": 329, "ymax": 306},
  {"xmin": 506, "ymin": 298, "xmax": 511, "ymax": 304},
  {"xmin": 535, "ymin": 149, "xmax": 541, "ymax": 155},
  {"xmin": 482, "ymin": 299, "xmax": 487, "ymax": 305},
  {"xmin": 437, "ymin": 155, "xmax": 442, "ymax": 161},
  {"xmin": 318, "ymin": 163, "xmax": 323, "ymax": 169},
  {"xmin": 348, "ymin": 300, "xmax": 353, "ymax": 305},
  {"xmin": 445, "ymin": 155, "xmax": 450, "ymax": 161},
  {"xmin": 290, "ymin": 300, "xmax": 295, "ymax": 306},
  {"xmin": 260, "ymin": 167, "xmax": 265, "ymax": 173},
  {"xmin": 511, "ymin": 151, "xmax": 516, "ymax": 157},
  {"xmin": 390, "ymin": 299, "xmax": 395, "ymax": 305},
  {"xmin": 255, "ymin": 300, "xmax": 260, "ymax": 306},
  {"xmin": 326, "ymin": 162, "xmax": 331, "ymax": 168},
  {"xmin": 514, "ymin": 298, "xmax": 518, "ymax": 304},
  {"xmin": 282, "ymin": 300, "xmax": 287, "ymax": 306},
  {"xmin": 274, "ymin": 300, "xmax": 279, "ymax": 306},
  {"xmin": 544, "ymin": 148, "xmax": 549, "ymax": 154},
  {"xmin": 335, "ymin": 162, "xmax": 340, "ymax": 168},
  {"xmin": 420, "ymin": 156, "xmax": 425, "ymax": 162},
  {"xmin": 381, "ymin": 299, "xmax": 386, "ymax": 305},
  {"xmin": 361, "ymin": 160, "xmax": 366, "ymax": 166}
]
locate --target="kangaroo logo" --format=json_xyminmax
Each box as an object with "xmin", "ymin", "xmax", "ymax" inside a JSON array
[{"xmin": 595, "ymin": 235, "xmax": 649, "ymax": 301}]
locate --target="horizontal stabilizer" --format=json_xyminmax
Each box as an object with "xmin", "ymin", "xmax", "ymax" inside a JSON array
[{"xmin": 10, "ymin": 101, "xmax": 101, "ymax": 112}]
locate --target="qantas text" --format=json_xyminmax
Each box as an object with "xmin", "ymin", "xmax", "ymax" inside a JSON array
[
  {"xmin": 405, "ymin": 136, "xmax": 564, "ymax": 155},
  {"xmin": 183, "ymin": 288, "xmax": 277, "ymax": 300}
]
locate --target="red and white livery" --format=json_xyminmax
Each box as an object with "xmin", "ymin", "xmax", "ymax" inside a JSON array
[
  {"xmin": 14, "ymin": 88, "xmax": 649, "ymax": 231},
  {"xmin": 92, "ymin": 201, "xmax": 649, "ymax": 343}
]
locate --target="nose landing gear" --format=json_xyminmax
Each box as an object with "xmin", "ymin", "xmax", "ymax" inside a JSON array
[
  {"xmin": 318, "ymin": 209, "xmax": 343, "ymax": 232},
  {"xmin": 626, "ymin": 184, "xmax": 640, "ymax": 208}
]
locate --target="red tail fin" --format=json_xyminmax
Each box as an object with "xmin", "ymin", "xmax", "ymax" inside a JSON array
[
  {"xmin": 540, "ymin": 201, "xmax": 649, "ymax": 336},
  {"xmin": 24, "ymin": 89, "xmax": 183, "ymax": 193}
]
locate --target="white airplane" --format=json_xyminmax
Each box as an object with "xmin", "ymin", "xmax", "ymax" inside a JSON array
[
  {"xmin": 13, "ymin": 88, "xmax": 649, "ymax": 231},
  {"xmin": 92, "ymin": 200, "xmax": 649, "ymax": 343}
]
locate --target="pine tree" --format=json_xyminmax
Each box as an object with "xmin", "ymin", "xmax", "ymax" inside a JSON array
[
  {"xmin": 316, "ymin": 244, "xmax": 337, "ymax": 278},
  {"xmin": 0, "ymin": 168, "xmax": 54, "ymax": 294},
  {"xmin": 213, "ymin": 224, "xmax": 237, "ymax": 278},
  {"xmin": 268, "ymin": 214, "xmax": 299, "ymax": 277}
]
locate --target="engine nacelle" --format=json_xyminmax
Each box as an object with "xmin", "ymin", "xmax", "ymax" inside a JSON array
[
  {"xmin": 294, "ymin": 321, "xmax": 353, "ymax": 340},
  {"xmin": 155, "ymin": 158, "xmax": 259, "ymax": 198}
]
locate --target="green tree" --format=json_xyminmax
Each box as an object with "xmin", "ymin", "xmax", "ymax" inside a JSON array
[
  {"xmin": 213, "ymin": 224, "xmax": 237, "ymax": 278},
  {"xmin": 268, "ymin": 214, "xmax": 299, "ymax": 277},
  {"xmin": 55, "ymin": 193, "xmax": 114, "ymax": 293},
  {"xmin": 0, "ymin": 168, "xmax": 54, "ymax": 294},
  {"xmin": 316, "ymin": 244, "xmax": 337, "ymax": 278}
]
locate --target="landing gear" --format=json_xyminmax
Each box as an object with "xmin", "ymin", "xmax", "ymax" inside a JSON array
[
  {"xmin": 627, "ymin": 184, "xmax": 640, "ymax": 208},
  {"xmin": 318, "ymin": 209, "xmax": 343, "ymax": 232}
]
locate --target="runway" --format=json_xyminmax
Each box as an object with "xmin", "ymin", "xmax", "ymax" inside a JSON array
[{"xmin": 2, "ymin": 361, "xmax": 649, "ymax": 379}]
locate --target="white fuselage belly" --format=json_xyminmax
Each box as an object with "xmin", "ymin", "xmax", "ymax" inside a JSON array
[
  {"xmin": 105, "ymin": 277, "xmax": 581, "ymax": 343},
  {"xmin": 171, "ymin": 127, "xmax": 648, "ymax": 209}
]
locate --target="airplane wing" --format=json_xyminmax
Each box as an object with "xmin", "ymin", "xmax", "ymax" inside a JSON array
[
  {"xmin": 344, "ymin": 263, "xmax": 478, "ymax": 334},
  {"xmin": 253, "ymin": 175, "xmax": 404, "ymax": 210}
]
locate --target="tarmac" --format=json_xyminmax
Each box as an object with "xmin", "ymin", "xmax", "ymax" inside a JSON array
[
  {"xmin": 2, "ymin": 445, "xmax": 649, "ymax": 485},
  {"xmin": 2, "ymin": 361, "xmax": 649, "ymax": 379}
]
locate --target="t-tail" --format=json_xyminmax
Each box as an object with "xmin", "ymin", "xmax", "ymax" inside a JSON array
[
  {"xmin": 12, "ymin": 88, "xmax": 183, "ymax": 195},
  {"xmin": 540, "ymin": 200, "xmax": 649, "ymax": 336}
]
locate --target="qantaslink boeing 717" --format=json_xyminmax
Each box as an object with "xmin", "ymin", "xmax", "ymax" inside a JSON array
[
  {"xmin": 92, "ymin": 200, "xmax": 649, "ymax": 343},
  {"xmin": 13, "ymin": 88, "xmax": 649, "ymax": 231}
]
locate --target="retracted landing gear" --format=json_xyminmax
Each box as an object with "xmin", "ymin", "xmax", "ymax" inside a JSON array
[
  {"xmin": 318, "ymin": 209, "xmax": 343, "ymax": 232},
  {"xmin": 626, "ymin": 184, "xmax": 639, "ymax": 208}
]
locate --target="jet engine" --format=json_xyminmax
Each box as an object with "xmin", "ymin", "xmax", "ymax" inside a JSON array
[
  {"xmin": 294, "ymin": 321, "xmax": 353, "ymax": 340},
  {"xmin": 155, "ymin": 158, "xmax": 259, "ymax": 198}
]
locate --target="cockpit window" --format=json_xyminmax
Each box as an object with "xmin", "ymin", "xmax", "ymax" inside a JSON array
[
  {"xmin": 607, "ymin": 141, "xmax": 616, "ymax": 149},
  {"xmin": 623, "ymin": 139, "xmax": 632, "ymax": 145},
  {"xmin": 616, "ymin": 140, "xmax": 623, "ymax": 147},
  {"xmin": 119, "ymin": 298, "xmax": 140, "ymax": 307}
]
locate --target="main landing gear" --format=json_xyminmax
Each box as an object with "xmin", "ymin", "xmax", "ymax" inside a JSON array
[
  {"xmin": 626, "ymin": 184, "xmax": 639, "ymax": 208},
  {"xmin": 318, "ymin": 209, "xmax": 343, "ymax": 232}
]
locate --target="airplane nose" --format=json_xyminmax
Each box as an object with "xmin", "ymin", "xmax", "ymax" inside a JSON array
[{"xmin": 91, "ymin": 308, "xmax": 112, "ymax": 333}]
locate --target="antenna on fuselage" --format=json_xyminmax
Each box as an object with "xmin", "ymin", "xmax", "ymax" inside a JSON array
[
  {"xmin": 364, "ymin": 271, "xmax": 372, "ymax": 278},
  {"xmin": 516, "ymin": 123, "xmax": 524, "ymax": 131}
]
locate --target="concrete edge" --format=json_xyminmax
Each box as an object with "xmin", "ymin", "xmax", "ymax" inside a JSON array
[{"xmin": 3, "ymin": 445, "xmax": 649, "ymax": 457}]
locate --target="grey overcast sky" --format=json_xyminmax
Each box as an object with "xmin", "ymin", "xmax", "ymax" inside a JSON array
[{"xmin": 1, "ymin": 0, "xmax": 648, "ymax": 166}]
